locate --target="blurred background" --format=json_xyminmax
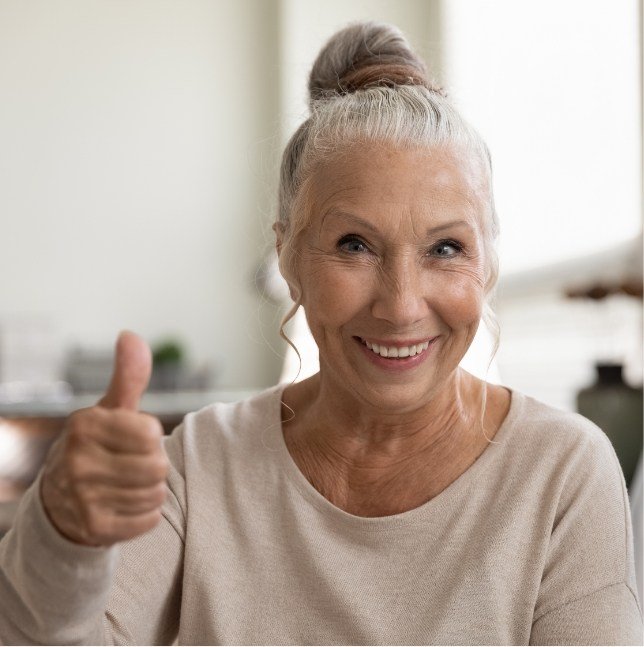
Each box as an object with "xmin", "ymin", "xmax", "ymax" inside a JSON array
[{"xmin": 0, "ymin": 0, "xmax": 642, "ymax": 586}]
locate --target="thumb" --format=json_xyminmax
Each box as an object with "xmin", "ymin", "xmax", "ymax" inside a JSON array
[{"xmin": 99, "ymin": 330, "xmax": 152, "ymax": 410}]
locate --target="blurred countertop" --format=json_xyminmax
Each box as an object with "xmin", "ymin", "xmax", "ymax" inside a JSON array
[{"xmin": 0, "ymin": 389, "xmax": 258, "ymax": 419}]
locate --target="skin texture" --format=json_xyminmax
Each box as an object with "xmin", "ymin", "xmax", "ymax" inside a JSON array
[
  {"xmin": 278, "ymin": 144, "xmax": 511, "ymax": 517},
  {"xmin": 40, "ymin": 331, "xmax": 168, "ymax": 546}
]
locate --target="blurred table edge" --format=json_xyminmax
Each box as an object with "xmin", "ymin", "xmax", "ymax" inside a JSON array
[{"xmin": 0, "ymin": 389, "xmax": 259, "ymax": 419}]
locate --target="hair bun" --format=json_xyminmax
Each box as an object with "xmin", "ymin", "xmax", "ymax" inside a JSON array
[{"xmin": 308, "ymin": 21, "xmax": 443, "ymax": 106}]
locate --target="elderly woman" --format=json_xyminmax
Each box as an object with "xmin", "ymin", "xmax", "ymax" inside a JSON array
[{"xmin": 0, "ymin": 22, "xmax": 641, "ymax": 646}]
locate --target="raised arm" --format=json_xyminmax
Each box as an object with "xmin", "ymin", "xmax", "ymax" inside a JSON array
[{"xmin": 0, "ymin": 331, "xmax": 184, "ymax": 644}]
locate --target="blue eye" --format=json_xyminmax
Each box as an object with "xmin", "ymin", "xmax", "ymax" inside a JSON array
[
  {"xmin": 431, "ymin": 240, "xmax": 463, "ymax": 257},
  {"xmin": 338, "ymin": 236, "xmax": 369, "ymax": 254}
]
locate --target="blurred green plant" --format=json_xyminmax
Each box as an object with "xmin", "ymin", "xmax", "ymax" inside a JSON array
[{"xmin": 152, "ymin": 339, "xmax": 184, "ymax": 367}]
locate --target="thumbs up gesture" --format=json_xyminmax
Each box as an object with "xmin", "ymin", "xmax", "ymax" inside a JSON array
[{"xmin": 40, "ymin": 331, "xmax": 169, "ymax": 547}]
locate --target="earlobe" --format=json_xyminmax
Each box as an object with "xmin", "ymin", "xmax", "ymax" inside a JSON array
[
  {"xmin": 273, "ymin": 222, "xmax": 286, "ymax": 255},
  {"xmin": 283, "ymin": 272, "xmax": 299, "ymax": 304}
]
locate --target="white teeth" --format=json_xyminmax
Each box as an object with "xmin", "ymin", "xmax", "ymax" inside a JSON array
[{"xmin": 361, "ymin": 338, "xmax": 432, "ymax": 358}]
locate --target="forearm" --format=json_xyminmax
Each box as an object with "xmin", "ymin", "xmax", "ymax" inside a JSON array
[{"xmin": 0, "ymin": 473, "xmax": 117, "ymax": 645}]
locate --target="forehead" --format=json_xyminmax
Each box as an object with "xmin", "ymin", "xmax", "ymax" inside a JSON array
[{"xmin": 309, "ymin": 144, "xmax": 489, "ymax": 230}]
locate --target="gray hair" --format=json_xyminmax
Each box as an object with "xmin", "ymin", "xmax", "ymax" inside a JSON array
[{"xmin": 276, "ymin": 21, "xmax": 500, "ymax": 386}]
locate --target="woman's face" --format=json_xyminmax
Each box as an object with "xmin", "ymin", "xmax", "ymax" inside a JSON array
[{"xmin": 292, "ymin": 144, "xmax": 489, "ymax": 412}]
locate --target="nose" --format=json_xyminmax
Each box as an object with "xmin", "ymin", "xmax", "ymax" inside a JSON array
[{"xmin": 370, "ymin": 255, "xmax": 430, "ymax": 327}]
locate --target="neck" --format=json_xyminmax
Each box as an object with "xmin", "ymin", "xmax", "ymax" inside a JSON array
[{"xmin": 283, "ymin": 368, "xmax": 483, "ymax": 470}]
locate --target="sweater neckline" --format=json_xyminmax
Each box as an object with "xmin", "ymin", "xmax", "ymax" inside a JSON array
[{"xmin": 268, "ymin": 383, "xmax": 525, "ymax": 531}]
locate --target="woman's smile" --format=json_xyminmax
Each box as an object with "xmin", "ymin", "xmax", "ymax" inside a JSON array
[{"xmin": 353, "ymin": 335, "xmax": 439, "ymax": 372}]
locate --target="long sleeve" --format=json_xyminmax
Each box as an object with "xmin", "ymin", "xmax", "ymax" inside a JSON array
[
  {"xmin": 0, "ymin": 426, "xmax": 186, "ymax": 646},
  {"xmin": 530, "ymin": 422, "xmax": 643, "ymax": 645},
  {"xmin": 101, "ymin": 464, "xmax": 185, "ymax": 645},
  {"xmin": 0, "ymin": 471, "xmax": 117, "ymax": 645},
  {"xmin": 530, "ymin": 582, "xmax": 641, "ymax": 645}
]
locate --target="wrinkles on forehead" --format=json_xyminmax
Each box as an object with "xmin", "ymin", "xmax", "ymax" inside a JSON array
[
  {"xmin": 319, "ymin": 208, "xmax": 476, "ymax": 239},
  {"xmin": 307, "ymin": 144, "xmax": 490, "ymax": 243}
]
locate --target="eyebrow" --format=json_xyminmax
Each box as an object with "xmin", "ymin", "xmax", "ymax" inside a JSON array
[{"xmin": 320, "ymin": 210, "xmax": 474, "ymax": 236}]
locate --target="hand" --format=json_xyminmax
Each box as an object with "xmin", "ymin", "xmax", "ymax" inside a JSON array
[{"xmin": 40, "ymin": 331, "xmax": 168, "ymax": 547}]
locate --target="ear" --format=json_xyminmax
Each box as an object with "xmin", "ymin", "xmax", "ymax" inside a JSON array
[
  {"xmin": 272, "ymin": 221, "xmax": 286, "ymax": 256},
  {"xmin": 272, "ymin": 222, "xmax": 300, "ymax": 304}
]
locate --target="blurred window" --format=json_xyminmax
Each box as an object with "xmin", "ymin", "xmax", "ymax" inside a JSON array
[{"xmin": 442, "ymin": 0, "xmax": 640, "ymax": 273}]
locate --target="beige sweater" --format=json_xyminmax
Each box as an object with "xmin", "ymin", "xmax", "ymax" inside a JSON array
[{"xmin": 0, "ymin": 385, "xmax": 641, "ymax": 645}]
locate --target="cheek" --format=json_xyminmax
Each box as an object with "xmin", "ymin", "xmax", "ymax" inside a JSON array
[
  {"xmin": 300, "ymin": 264, "xmax": 371, "ymax": 328},
  {"xmin": 434, "ymin": 273, "xmax": 484, "ymax": 329}
]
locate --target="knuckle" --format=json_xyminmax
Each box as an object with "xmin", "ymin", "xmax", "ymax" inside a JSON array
[
  {"xmin": 127, "ymin": 414, "xmax": 162, "ymax": 453},
  {"xmin": 66, "ymin": 451, "xmax": 91, "ymax": 481},
  {"xmin": 145, "ymin": 417, "xmax": 164, "ymax": 443},
  {"xmin": 154, "ymin": 480, "xmax": 168, "ymax": 499},
  {"xmin": 65, "ymin": 411, "xmax": 88, "ymax": 441},
  {"xmin": 66, "ymin": 407, "xmax": 106, "ymax": 446},
  {"xmin": 76, "ymin": 482, "xmax": 100, "ymax": 507},
  {"xmin": 150, "ymin": 456, "xmax": 169, "ymax": 481},
  {"xmin": 145, "ymin": 509, "xmax": 163, "ymax": 530},
  {"xmin": 142, "ymin": 486, "xmax": 164, "ymax": 509},
  {"xmin": 84, "ymin": 510, "xmax": 109, "ymax": 540},
  {"xmin": 158, "ymin": 453, "xmax": 170, "ymax": 472},
  {"xmin": 144, "ymin": 413, "xmax": 163, "ymax": 433},
  {"xmin": 142, "ymin": 436, "xmax": 159, "ymax": 454}
]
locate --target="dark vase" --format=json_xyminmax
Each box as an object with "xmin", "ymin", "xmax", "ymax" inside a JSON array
[{"xmin": 577, "ymin": 363, "xmax": 643, "ymax": 490}]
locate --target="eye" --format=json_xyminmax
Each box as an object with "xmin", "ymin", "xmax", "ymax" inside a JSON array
[
  {"xmin": 430, "ymin": 239, "xmax": 463, "ymax": 258},
  {"xmin": 338, "ymin": 235, "xmax": 370, "ymax": 254}
]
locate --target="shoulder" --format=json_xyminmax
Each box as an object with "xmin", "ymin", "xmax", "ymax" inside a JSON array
[
  {"xmin": 507, "ymin": 389, "xmax": 617, "ymax": 467},
  {"xmin": 508, "ymin": 392, "xmax": 641, "ymax": 620},
  {"xmin": 495, "ymin": 389, "xmax": 628, "ymax": 535},
  {"xmin": 505, "ymin": 389, "xmax": 628, "ymax": 533},
  {"xmin": 163, "ymin": 384, "xmax": 285, "ymax": 470},
  {"xmin": 186, "ymin": 384, "xmax": 283, "ymax": 434}
]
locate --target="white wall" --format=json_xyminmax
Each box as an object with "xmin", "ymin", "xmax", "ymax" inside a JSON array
[{"xmin": 0, "ymin": 0, "xmax": 282, "ymax": 388}]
